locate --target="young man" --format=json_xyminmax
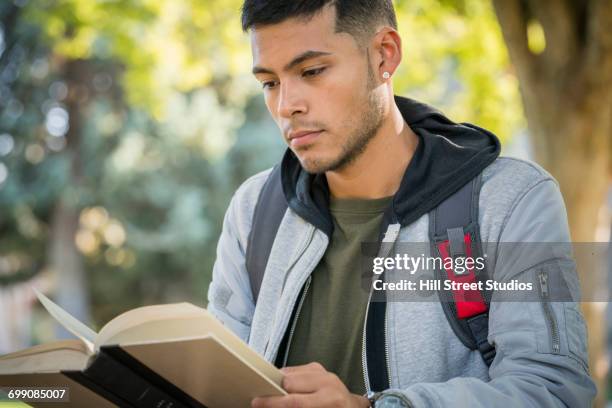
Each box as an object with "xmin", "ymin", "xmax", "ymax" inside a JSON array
[{"xmin": 207, "ymin": 1, "xmax": 596, "ymax": 407}]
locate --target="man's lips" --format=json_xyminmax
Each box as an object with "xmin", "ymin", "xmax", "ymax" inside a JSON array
[{"xmin": 288, "ymin": 130, "xmax": 324, "ymax": 148}]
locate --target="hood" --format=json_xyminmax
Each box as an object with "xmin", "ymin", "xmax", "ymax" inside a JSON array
[{"xmin": 280, "ymin": 95, "xmax": 501, "ymax": 238}]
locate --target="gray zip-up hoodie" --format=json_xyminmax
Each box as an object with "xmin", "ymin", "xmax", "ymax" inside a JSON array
[{"xmin": 207, "ymin": 96, "xmax": 596, "ymax": 407}]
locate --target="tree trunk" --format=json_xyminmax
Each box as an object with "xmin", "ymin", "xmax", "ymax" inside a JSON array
[
  {"xmin": 48, "ymin": 199, "xmax": 90, "ymax": 337},
  {"xmin": 47, "ymin": 59, "xmax": 93, "ymax": 335},
  {"xmin": 493, "ymin": 1, "xmax": 612, "ymax": 405}
]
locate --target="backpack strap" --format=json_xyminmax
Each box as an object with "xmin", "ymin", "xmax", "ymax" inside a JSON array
[
  {"xmin": 429, "ymin": 173, "xmax": 496, "ymax": 366},
  {"xmin": 246, "ymin": 165, "xmax": 288, "ymax": 304}
]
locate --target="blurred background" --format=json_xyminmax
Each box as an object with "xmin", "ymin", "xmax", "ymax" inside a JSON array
[{"xmin": 0, "ymin": 0, "xmax": 610, "ymax": 406}]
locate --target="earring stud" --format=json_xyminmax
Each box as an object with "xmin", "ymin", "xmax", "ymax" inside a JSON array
[{"xmin": 382, "ymin": 71, "xmax": 391, "ymax": 79}]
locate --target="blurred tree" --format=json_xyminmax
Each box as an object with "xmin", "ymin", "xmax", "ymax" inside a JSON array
[
  {"xmin": 493, "ymin": 1, "xmax": 611, "ymax": 404},
  {"xmin": 0, "ymin": 0, "xmax": 268, "ymax": 334},
  {"xmin": 394, "ymin": 0, "xmax": 524, "ymax": 143}
]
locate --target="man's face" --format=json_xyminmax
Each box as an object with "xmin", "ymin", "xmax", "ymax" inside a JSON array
[{"xmin": 250, "ymin": 5, "xmax": 385, "ymax": 174}]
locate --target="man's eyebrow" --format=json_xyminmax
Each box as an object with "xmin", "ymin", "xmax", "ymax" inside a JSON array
[{"xmin": 252, "ymin": 50, "xmax": 333, "ymax": 75}]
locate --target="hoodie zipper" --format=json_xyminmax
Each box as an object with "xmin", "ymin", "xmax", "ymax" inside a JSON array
[
  {"xmin": 361, "ymin": 286, "xmax": 373, "ymax": 393},
  {"xmin": 538, "ymin": 270, "xmax": 560, "ymax": 354},
  {"xmin": 384, "ymin": 300, "xmax": 391, "ymax": 385},
  {"xmin": 362, "ymin": 223, "xmax": 401, "ymax": 393}
]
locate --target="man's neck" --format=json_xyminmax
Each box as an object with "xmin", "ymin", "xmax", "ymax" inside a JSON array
[{"xmin": 325, "ymin": 103, "xmax": 419, "ymax": 199}]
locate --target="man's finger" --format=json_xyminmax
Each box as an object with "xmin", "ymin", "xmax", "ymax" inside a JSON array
[
  {"xmin": 281, "ymin": 370, "xmax": 335, "ymax": 393},
  {"xmin": 280, "ymin": 361, "xmax": 326, "ymax": 374}
]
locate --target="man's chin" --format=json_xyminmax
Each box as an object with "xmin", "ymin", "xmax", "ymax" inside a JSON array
[
  {"xmin": 297, "ymin": 159, "xmax": 326, "ymax": 174},
  {"xmin": 293, "ymin": 152, "xmax": 322, "ymax": 174},
  {"xmin": 296, "ymin": 154, "xmax": 341, "ymax": 174}
]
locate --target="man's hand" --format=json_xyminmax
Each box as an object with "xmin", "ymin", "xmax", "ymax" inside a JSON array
[{"xmin": 251, "ymin": 362, "xmax": 370, "ymax": 408}]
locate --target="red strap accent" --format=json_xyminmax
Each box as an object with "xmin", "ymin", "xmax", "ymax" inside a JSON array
[{"xmin": 436, "ymin": 232, "xmax": 488, "ymax": 319}]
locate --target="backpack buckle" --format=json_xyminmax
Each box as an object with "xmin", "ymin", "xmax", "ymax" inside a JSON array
[{"xmin": 447, "ymin": 227, "xmax": 468, "ymax": 276}]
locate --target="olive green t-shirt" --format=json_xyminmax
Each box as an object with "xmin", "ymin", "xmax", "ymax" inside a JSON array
[{"xmin": 284, "ymin": 194, "xmax": 393, "ymax": 394}]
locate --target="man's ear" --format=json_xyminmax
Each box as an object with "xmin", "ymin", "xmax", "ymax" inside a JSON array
[{"xmin": 373, "ymin": 27, "xmax": 402, "ymax": 80}]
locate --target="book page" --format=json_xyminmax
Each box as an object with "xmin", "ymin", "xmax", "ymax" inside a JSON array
[
  {"xmin": 0, "ymin": 339, "xmax": 88, "ymax": 361},
  {"xmin": 95, "ymin": 302, "xmax": 205, "ymax": 347},
  {"xmin": 0, "ymin": 341, "xmax": 90, "ymax": 374},
  {"xmin": 96, "ymin": 303, "xmax": 283, "ymax": 386},
  {"xmin": 34, "ymin": 288, "xmax": 97, "ymax": 354}
]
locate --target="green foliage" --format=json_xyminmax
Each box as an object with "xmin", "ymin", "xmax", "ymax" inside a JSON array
[
  {"xmin": 24, "ymin": 0, "xmax": 249, "ymax": 119},
  {"xmin": 394, "ymin": 0, "xmax": 524, "ymax": 142},
  {"xmin": 0, "ymin": 0, "xmax": 288, "ymax": 331}
]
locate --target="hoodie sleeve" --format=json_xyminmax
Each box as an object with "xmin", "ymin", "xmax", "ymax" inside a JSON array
[
  {"xmin": 206, "ymin": 170, "xmax": 271, "ymax": 343},
  {"xmin": 394, "ymin": 178, "xmax": 597, "ymax": 407}
]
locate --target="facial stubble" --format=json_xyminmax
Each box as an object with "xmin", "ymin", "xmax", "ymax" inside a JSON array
[{"xmin": 298, "ymin": 59, "xmax": 385, "ymax": 174}]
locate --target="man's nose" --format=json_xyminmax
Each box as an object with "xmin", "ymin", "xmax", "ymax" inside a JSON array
[{"xmin": 277, "ymin": 82, "xmax": 307, "ymax": 118}]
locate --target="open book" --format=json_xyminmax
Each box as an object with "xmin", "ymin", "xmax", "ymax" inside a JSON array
[{"xmin": 0, "ymin": 290, "xmax": 285, "ymax": 407}]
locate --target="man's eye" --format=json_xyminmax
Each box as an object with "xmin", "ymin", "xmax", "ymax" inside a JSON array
[
  {"xmin": 260, "ymin": 68, "xmax": 325, "ymax": 89},
  {"xmin": 303, "ymin": 67, "xmax": 326, "ymax": 78},
  {"xmin": 262, "ymin": 80, "xmax": 278, "ymax": 89}
]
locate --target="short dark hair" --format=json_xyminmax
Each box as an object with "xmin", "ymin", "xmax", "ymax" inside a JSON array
[{"xmin": 241, "ymin": 0, "xmax": 398, "ymax": 44}]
